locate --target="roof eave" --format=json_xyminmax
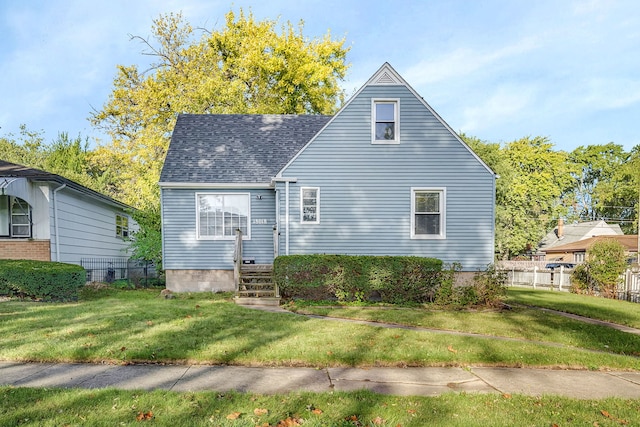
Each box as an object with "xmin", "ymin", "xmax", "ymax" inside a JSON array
[{"xmin": 159, "ymin": 181, "xmax": 274, "ymax": 189}]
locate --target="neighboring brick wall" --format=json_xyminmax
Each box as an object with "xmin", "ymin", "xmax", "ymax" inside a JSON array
[
  {"xmin": 166, "ymin": 269, "xmax": 234, "ymax": 293},
  {"xmin": 0, "ymin": 240, "xmax": 51, "ymax": 261}
]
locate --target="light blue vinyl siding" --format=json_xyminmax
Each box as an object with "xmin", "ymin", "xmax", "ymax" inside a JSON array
[
  {"xmin": 278, "ymin": 85, "xmax": 495, "ymax": 270},
  {"xmin": 162, "ymin": 188, "xmax": 276, "ymax": 270},
  {"xmin": 48, "ymin": 187, "xmax": 134, "ymax": 264}
]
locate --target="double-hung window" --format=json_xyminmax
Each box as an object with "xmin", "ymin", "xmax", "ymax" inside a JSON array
[
  {"xmin": 301, "ymin": 187, "xmax": 319, "ymax": 223},
  {"xmin": 116, "ymin": 214, "xmax": 129, "ymax": 239},
  {"xmin": 0, "ymin": 196, "xmax": 31, "ymax": 238},
  {"xmin": 411, "ymin": 188, "xmax": 445, "ymax": 239},
  {"xmin": 372, "ymin": 99, "xmax": 399, "ymax": 143},
  {"xmin": 197, "ymin": 193, "xmax": 250, "ymax": 239}
]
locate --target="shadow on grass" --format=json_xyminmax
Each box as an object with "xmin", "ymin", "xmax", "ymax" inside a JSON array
[
  {"xmin": 0, "ymin": 386, "xmax": 461, "ymax": 427},
  {"xmin": 1, "ymin": 288, "xmax": 639, "ymax": 370},
  {"xmin": 507, "ymin": 288, "xmax": 640, "ymax": 328}
]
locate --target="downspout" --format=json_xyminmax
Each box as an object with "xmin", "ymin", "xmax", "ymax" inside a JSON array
[
  {"xmin": 285, "ymin": 181, "xmax": 290, "ymax": 255},
  {"xmin": 271, "ymin": 177, "xmax": 297, "ymax": 256},
  {"xmin": 53, "ymin": 183, "xmax": 66, "ymax": 262}
]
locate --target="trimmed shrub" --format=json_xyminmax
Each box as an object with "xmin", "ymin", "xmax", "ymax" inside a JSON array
[
  {"xmin": 0, "ymin": 259, "xmax": 86, "ymax": 301},
  {"xmin": 274, "ymin": 254, "xmax": 443, "ymax": 303}
]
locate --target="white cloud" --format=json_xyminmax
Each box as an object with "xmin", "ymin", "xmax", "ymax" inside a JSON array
[
  {"xmin": 459, "ymin": 84, "xmax": 538, "ymax": 135},
  {"xmin": 404, "ymin": 36, "xmax": 542, "ymax": 86},
  {"xmin": 581, "ymin": 78, "xmax": 640, "ymax": 110}
]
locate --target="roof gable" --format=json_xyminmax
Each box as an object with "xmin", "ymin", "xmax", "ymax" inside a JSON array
[
  {"xmin": 160, "ymin": 114, "xmax": 331, "ymax": 185},
  {"xmin": 277, "ymin": 62, "xmax": 495, "ymax": 177}
]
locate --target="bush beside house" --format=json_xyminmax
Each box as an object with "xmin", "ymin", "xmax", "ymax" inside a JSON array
[
  {"xmin": 0, "ymin": 259, "xmax": 85, "ymax": 301},
  {"xmin": 274, "ymin": 255, "xmax": 506, "ymax": 307}
]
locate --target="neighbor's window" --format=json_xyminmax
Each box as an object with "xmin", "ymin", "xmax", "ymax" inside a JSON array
[
  {"xmin": 0, "ymin": 195, "xmax": 31, "ymax": 238},
  {"xmin": 574, "ymin": 252, "xmax": 585, "ymax": 263},
  {"xmin": 411, "ymin": 188, "xmax": 445, "ymax": 239},
  {"xmin": 301, "ymin": 187, "xmax": 320, "ymax": 223},
  {"xmin": 197, "ymin": 193, "xmax": 250, "ymax": 239},
  {"xmin": 372, "ymin": 99, "xmax": 399, "ymax": 143},
  {"xmin": 116, "ymin": 214, "xmax": 129, "ymax": 239}
]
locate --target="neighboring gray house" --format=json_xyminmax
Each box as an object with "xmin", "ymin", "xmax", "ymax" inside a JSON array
[
  {"xmin": 537, "ymin": 218, "xmax": 623, "ymax": 259},
  {"xmin": 160, "ymin": 63, "xmax": 496, "ymax": 292},
  {"xmin": 0, "ymin": 160, "xmax": 135, "ymax": 268}
]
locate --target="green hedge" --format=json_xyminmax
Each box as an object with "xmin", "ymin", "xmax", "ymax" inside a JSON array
[
  {"xmin": 273, "ymin": 254, "xmax": 443, "ymax": 303},
  {"xmin": 0, "ymin": 259, "xmax": 86, "ymax": 301}
]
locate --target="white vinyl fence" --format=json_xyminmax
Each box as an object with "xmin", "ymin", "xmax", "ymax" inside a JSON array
[
  {"xmin": 498, "ymin": 262, "xmax": 640, "ymax": 303},
  {"xmin": 504, "ymin": 265, "xmax": 573, "ymax": 291}
]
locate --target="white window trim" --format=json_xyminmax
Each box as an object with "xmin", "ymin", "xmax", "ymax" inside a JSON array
[
  {"xmin": 196, "ymin": 192, "xmax": 251, "ymax": 240},
  {"xmin": 116, "ymin": 213, "xmax": 129, "ymax": 239},
  {"xmin": 371, "ymin": 98, "xmax": 400, "ymax": 144},
  {"xmin": 300, "ymin": 187, "xmax": 320, "ymax": 224},
  {"xmin": 1, "ymin": 196, "xmax": 31, "ymax": 238},
  {"xmin": 411, "ymin": 187, "xmax": 446, "ymax": 239}
]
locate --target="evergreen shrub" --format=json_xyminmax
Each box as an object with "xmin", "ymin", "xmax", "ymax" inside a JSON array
[
  {"xmin": 274, "ymin": 254, "xmax": 443, "ymax": 303},
  {"xmin": 0, "ymin": 259, "xmax": 86, "ymax": 301}
]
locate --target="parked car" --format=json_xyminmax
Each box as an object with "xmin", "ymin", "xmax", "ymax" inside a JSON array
[{"xmin": 545, "ymin": 262, "xmax": 576, "ymax": 269}]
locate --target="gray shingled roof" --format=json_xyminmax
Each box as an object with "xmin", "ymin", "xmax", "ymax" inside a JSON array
[
  {"xmin": 538, "ymin": 220, "xmax": 623, "ymax": 250},
  {"xmin": 160, "ymin": 114, "xmax": 332, "ymax": 184}
]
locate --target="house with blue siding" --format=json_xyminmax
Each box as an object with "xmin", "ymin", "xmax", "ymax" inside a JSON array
[
  {"xmin": 159, "ymin": 63, "xmax": 496, "ymax": 293},
  {"xmin": 0, "ymin": 160, "xmax": 136, "ymax": 275}
]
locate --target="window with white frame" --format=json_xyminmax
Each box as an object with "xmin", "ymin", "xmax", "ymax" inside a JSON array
[
  {"xmin": 301, "ymin": 187, "xmax": 319, "ymax": 223},
  {"xmin": 372, "ymin": 99, "xmax": 399, "ymax": 143},
  {"xmin": 116, "ymin": 214, "xmax": 129, "ymax": 239},
  {"xmin": 197, "ymin": 193, "xmax": 250, "ymax": 239},
  {"xmin": 411, "ymin": 188, "xmax": 445, "ymax": 239},
  {"xmin": 0, "ymin": 195, "xmax": 31, "ymax": 238},
  {"xmin": 574, "ymin": 252, "xmax": 585, "ymax": 263}
]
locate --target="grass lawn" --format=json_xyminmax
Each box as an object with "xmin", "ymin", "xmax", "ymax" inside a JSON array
[
  {"xmin": 2, "ymin": 286, "xmax": 640, "ymax": 425},
  {"xmin": 506, "ymin": 287, "xmax": 640, "ymax": 328},
  {"xmin": 0, "ymin": 286, "xmax": 639, "ymax": 370},
  {"xmin": 2, "ymin": 387, "xmax": 640, "ymax": 426}
]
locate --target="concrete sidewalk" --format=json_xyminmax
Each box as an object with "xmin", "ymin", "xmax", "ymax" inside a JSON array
[{"xmin": 2, "ymin": 361, "xmax": 640, "ymax": 399}]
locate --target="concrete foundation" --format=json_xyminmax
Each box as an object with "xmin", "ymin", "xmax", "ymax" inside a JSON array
[{"xmin": 166, "ymin": 269, "xmax": 234, "ymax": 293}]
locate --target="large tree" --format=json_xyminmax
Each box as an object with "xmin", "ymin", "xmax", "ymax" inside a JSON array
[
  {"xmin": 90, "ymin": 9, "xmax": 350, "ymax": 209},
  {"xmin": 566, "ymin": 143, "xmax": 628, "ymax": 223},
  {"xmin": 465, "ymin": 135, "xmax": 577, "ymax": 259},
  {"xmin": 592, "ymin": 145, "xmax": 640, "ymax": 234}
]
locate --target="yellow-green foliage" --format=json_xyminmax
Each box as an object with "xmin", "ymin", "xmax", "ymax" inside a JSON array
[
  {"xmin": 90, "ymin": 9, "xmax": 350, "ymax": 209},
  {"xmin": 571, "ymin": 239, "xmax": 628, "ymax": 298}
]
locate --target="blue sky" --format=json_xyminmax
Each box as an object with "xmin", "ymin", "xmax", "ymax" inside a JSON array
[{"xmin": 1, "ymin": 0, "xmax": 639, "ymax": 152}]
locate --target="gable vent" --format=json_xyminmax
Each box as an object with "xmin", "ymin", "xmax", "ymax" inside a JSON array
[{"xmin": 373, "ymin": 71, "xmax": 399, "ymax": 85}]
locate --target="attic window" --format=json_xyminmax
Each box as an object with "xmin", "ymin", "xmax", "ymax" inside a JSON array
[{"xmin": 372, "ymin": 99, "xmax": 399, "ymax": 144}]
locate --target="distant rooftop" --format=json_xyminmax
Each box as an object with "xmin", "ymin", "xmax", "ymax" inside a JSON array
[{"xmin": 539, "ymin": 219, "xmax": 623, "ymax": 251}]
